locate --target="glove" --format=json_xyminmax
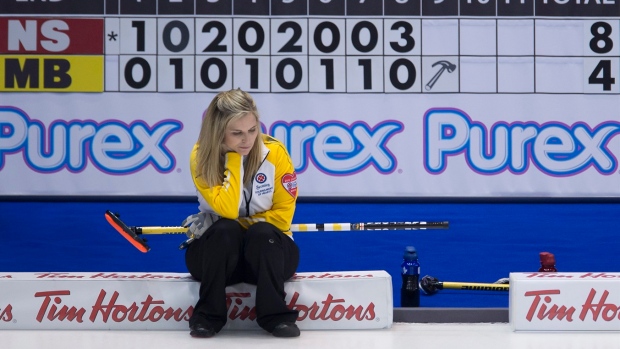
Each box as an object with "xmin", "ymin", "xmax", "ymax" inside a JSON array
[{"xmin": 181, "ymin": 212, "xmax": 214, "ymax": 239}]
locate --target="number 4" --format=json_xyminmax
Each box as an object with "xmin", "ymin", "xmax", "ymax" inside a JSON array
[{"xmin": 588, "ymin": 60, "xmax": 615, "ymax": 91}]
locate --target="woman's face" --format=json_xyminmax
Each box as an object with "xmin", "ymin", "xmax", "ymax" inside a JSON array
[{"xmin": 222, "ymin": 112, "xmax": 258, "ymax": 156}]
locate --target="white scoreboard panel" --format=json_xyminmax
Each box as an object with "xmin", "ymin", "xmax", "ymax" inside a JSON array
[
  {"xmin": 3, "ymin": 0, "xmax": 620, "ymax": 94},
  {"xmin": 2, "ymin": 0, "xmax": 620, "ymax": 198}
]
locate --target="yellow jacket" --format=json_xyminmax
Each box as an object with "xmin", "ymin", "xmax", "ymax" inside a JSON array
[{"xmin": 190, "ymin": 135, "xmax": 298, "ymax": 237}]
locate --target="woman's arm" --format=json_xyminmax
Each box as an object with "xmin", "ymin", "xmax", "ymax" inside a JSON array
[{"xmin": 190, "ymin": 145, "xmax": 244, "ymax": 219}]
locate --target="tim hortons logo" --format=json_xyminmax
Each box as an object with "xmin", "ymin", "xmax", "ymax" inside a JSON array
[
  {"xmin": 526, "ymin": 272, "xmax": 620, "ymax": 279},
  {"xmin": 34, "ymin": 272, "xmax": 193, "ymax": 280},
  {"xmin": 1, "ymin": 305, "xmax": 13, "ymax": 322},
  {"xmin": 524, "ymin": 288, "xmax": 620, "ymax": 322},
  {"xmin": 291, "ymin": 272, "xmax": 374, "ymax": 280},
  {"xmin": 34, "ymin": 290, "xmax": 192, "ymax": 323},
  {"xmin": 32, "ymin": 289, "xmax": 375, "ymax": 324},
  {"xmin": 226, "ymin": 292, "xmax": 376, "ymax": 322}
]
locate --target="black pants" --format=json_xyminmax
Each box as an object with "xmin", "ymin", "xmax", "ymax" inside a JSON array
[{"xmin": 185, "ymin": 219, "xmax": 300, "ymax": 333}]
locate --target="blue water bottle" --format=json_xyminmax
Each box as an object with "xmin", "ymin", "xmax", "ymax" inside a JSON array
[{"xmin": 401, "ymin": 246, "xmax": 420, "ymax": 307}]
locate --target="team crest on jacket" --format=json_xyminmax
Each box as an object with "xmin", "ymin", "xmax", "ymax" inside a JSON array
[
  {"xmin": 255, "ymin": 173, "xmax": 267, "ymax": 183},
  {"xmin": 281, "ymin": 173, "xmax": 298, "ymax": 198}
]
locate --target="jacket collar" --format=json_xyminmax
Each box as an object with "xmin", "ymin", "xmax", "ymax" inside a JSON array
[{"xmin": 260, "ymin": 136, "xmax": 269, "ymax": 161}]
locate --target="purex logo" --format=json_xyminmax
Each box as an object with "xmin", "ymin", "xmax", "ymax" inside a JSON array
[
  {"xmin": 0, "ymin": 106, "xmax": 182, "ymax": 174},
  {"xmin": 425, "ymin": 108, "xmax": 620, "ymax": 176},
  {"xmin": 271, "ymin": 120, "xmax": 403, "ymax": 175}
]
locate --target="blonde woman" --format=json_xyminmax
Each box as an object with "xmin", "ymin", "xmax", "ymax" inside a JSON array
[{"xmin": 183, "ymin": 89, "xmax": 300, "ymax": 338}]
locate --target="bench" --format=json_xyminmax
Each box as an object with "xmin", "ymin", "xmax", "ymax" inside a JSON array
[{"xmin": 0, "ymin": 270, "xmax": 393, "ymax": 330}]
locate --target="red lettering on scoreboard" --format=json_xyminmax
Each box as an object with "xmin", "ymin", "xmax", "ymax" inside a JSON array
[{"xmin": 0, "ymin": 18, "xmax": 103, "ymax": 54}]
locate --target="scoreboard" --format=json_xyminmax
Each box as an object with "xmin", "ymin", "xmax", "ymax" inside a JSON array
[
  {"xmin": 1, "ymin": 0, "xmax": 619, "ymax": 199},
  {"xmin": 3, "ymin": 0, "xmax": 620, "ymax": 94}
]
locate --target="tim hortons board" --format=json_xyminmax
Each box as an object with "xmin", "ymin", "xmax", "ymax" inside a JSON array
[
  {"xmin": 510, "ymin": 272, "xmax": 620, "ymax": 331},
  {"xmin": 0, "ymin": 270, "xmax": 393, "ymax": 331}
]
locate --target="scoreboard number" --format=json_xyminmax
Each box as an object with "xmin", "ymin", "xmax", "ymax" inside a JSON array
[
  {"xmin": 584, "ymin": 20, "xmax": 619, "ymax": 93},
  {"xmin": 346, "ymin": 19, "xmax": 384, "ymax": 56},
  {"xmin": 120, "ymin": 19, "xmax": 156, "ymax": 54},
  {"xmin": 384, "ymin": 56, "xmax": 420, "ymax": 93},
  {"xmin": 309, "ymin": 56, "xmax": 347, "ymax": 92},
  {"xmin": 120, "ymin": 55, "xmax": 157, "ymax": 91},
  {"xmin": 271, "ymin": 19, "xmax": 307, "ymax": 55},
  {"xmin": 271, "ymin": 56, "xmax": 308, "ymax": 92},
  {"xmin": 347, "ymin": 56, "xmax": 384, "ymax": 92},
  {"xmin": 158, "ymin": 19, "xmax": 195, "ymax": 55},
  {"xmin": 233, "ymin": 19, "xmax": 270, "ymax": 55},
  {"xmin": 233, "ymin": 55, "xmax": 270, "ymax": 91},
  {"xmin": 585, "ymin": 58, "xmax": 618, "ymax": 93},
  {"xmin": 309, "ymin": 19, "xmax": 346, "ymax": 55},
  {"xmin": 197, "ymin": 18, "xmax": 233, "ymax": 54},
  {"xmin": 158, "ymin": 55, "xmax": 195, "ymax": 92},
  {"xmin": 384, "ymin": 19, "xmax": 420, "ymax": 55},
  {"xmin": 196, "ymin": 56, "xmax": 232, "ymax": 91}
]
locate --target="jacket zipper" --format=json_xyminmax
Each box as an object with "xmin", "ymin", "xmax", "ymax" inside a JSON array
[{"xmin": 244, "ymin": 151, "xmax": 269, "ymax": 217}]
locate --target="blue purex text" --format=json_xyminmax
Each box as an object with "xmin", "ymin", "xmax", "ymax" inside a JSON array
[
  {"xmin": 425, "ymin": 108, "xmax": 620, "ymax": 176},
  {"xmin": 0, "ymin": 106, "xmax": 182, "ymax": 174}
]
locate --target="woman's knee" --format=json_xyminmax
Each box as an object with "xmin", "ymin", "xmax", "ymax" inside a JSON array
[
  {"xmin": 245, "ymin": 222, "xmax": 280, "ymax": 242},
  {"xmin": 244, "ymin": 223, "xmax": 289, "ymax": 261}
]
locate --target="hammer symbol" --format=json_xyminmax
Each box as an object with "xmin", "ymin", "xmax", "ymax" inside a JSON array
[{"xmin": 425, "ymin": 60, "xmax": 457, "ymax": 91}]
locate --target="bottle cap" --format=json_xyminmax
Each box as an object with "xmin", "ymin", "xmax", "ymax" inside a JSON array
[
  {"xmin": 539, "ymin": 252, "xmax": 556, "ymax": 266},
  {"xmin": 404, "ymin": 246, "xmax": 418, "ymax": 260}
]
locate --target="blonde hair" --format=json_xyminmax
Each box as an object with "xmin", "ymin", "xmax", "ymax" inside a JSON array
[{"xmin": 195, "ymin": 89, "xmax": 263, "ymax": 187}]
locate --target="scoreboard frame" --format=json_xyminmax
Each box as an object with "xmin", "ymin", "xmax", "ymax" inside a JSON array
[{"xmin": 2, "ymin": 0, "xmax": 620, "ymax": 94}]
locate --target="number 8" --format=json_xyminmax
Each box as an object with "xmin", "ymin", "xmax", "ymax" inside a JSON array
[{"xmin": 590, "ymin": 22, "xmax": 613, "ymax": 54}]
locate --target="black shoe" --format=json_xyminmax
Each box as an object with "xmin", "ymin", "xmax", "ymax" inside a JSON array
[
  {"xmin": 189, "ymin": 322, "xmax": 217, "ymax": 338},
  {"xmin": 272, "ymin": 322, "xmax": 300, "ymax": 338}
]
